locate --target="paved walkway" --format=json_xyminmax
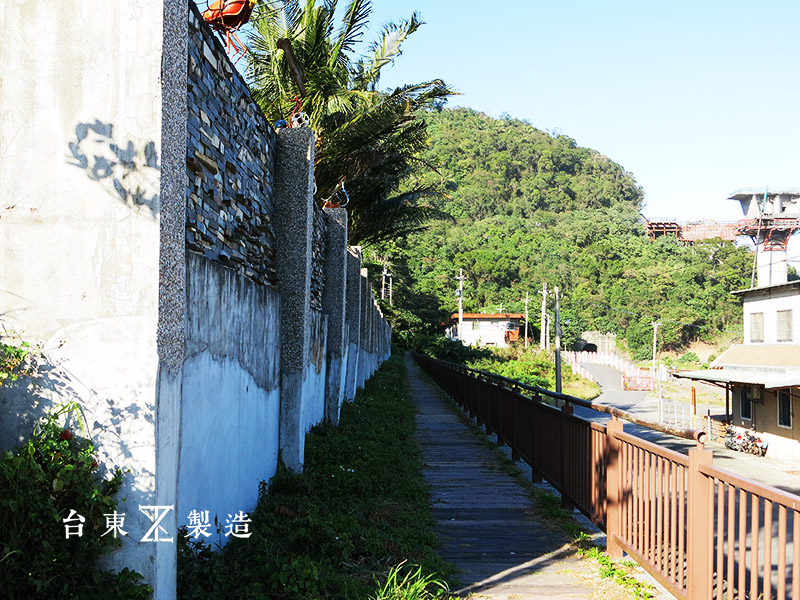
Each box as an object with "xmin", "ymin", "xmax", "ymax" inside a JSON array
[{"xmin": 407, "ymin": 354, "xmax": 601, "ymax": 599}]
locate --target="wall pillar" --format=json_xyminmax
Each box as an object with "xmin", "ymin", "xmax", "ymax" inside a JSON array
[
  {"xmin": 155, "ymin": 1, "xmax": 188, "ymax": 598},
  {"xmin": 357, "ymin": 269, "xmax": 370, "ymax": 390},
  {"xmin": 273, "ymin": 128, "xmax": 315, "ymax": 470},
  {"xmin": 321, "ymin": 208, "xmax": 348, "ymax": 424},
  {"xmin": 344, "ymin": 248, "xmax": 362, "ymax": 400}
]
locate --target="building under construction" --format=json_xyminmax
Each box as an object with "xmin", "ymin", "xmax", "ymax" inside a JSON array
[
  {"xmin": 644, "ymin": 219, "xmax": 739, "ymax": 242},
  {"xmin": 645, "ymin": 191, "xmax": 800, "ymax": 273}
]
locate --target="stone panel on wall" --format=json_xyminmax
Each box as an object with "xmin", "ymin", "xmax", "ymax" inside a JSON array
[{"xmin": 185, "ymin": 4, "xmax": 277, "ymax": 287}]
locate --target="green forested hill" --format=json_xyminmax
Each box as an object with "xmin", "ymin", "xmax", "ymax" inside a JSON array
[
  {"xmin": 420, "ymin": 108, "xmax": 644, "ymax": 219},
  {"xmin": 373, "ymin": 108, "xmax": 752, "ymax": 359}
]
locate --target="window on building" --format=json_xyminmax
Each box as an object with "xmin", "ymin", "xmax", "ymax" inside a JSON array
[
  {"xmin": 750, "ymin": 312, "xmax": 764, "ymax": 343},
  {"xmin": 472, "ymin": 321, "xmax": 480, "ymax": 330},
  {"xmin": 740, "ymin": 387, "xmax": 752, "ymax": 421},
  {"xmin": 779, "ymin": 390, "xmax": 792, "ymax": 428},
  {"xmin": 778, "ymin": 310, "xmax": 793, "ymax": 342}
]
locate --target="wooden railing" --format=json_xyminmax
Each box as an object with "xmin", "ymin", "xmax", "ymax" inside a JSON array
[{"xmin": 415, "ymin": 353, "xmax": 800, "ymax": 600}]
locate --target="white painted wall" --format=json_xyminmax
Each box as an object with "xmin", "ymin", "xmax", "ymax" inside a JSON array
[
  {"xmin": 0, "ymin": 0, "xmax": 164, "ymax": 583},
  {"xmin": 456, "ymin": 320, "xmax": 516, "ymax": 348},
  {"xmin": 180, "ymin": 255, "xmax": 282, "ymax": 542},
  {"xmin": 756, "ymin": 250, "xmax": 788, "ymax": 287},
  {"xmin": 743, "ymin": 287, "xmax": 800, "ymax": 344},
  {"xmin": 345, "ymin": 341, "xmax": 360, "ymax": 401},
  {"xmin": 179, "ymin": 354, "xmax": 279, "ymax": 541},
  {"xmin": 300, "ymin": 310, "xmax": 328, "ymax": 438}
]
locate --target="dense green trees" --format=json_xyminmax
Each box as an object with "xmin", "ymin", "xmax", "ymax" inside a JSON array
[{"xmin": 372, "ymin": 108, "xmax": 752, "ymax": 358}]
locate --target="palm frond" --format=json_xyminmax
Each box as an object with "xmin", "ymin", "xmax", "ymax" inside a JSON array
[
  {"xmin": 332, "ymin": 0, "xmax": 372, "ymax": 67},
  {"xmin": 356, "ymin": 12, "xmax": 422, "ymax": 89},
  {"xmin": 246, "ymin": 0, "xmax": 455, "ymax": 244}
]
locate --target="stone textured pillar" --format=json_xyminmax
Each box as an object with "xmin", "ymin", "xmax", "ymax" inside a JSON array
[
  {"xmin": 321, "ymin": 208, "xmax": 348, "ymax": 423},
  {"xmin": 357, "ymin": 269, "xmax": 370, "ymax": 390},
  {"xmin": 273, "ymin": 127, "xmax": 315, "ymax": 470},
  {"xmin": 156, "ymin": 1, "xmax": 188, "ymax": 598},
  {"xmin": 344, "ymin": 248, "xmax": 362, "ymax": 401}
]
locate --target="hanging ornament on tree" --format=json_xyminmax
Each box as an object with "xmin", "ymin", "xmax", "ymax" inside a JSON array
[
  {"xmin": 202, "ymin": 0, "xmax": 255, "ymax": 63},
  {"xmin": 290, "ymin": 112, "xmax": 310, "ymax": 128},
  {"xmin": 322, "ymin": 179, "xmax": 349, "ymax": 209},
  {"xmin": 287, "ymin": 97, "xmax": 310, "ymax": 129}
]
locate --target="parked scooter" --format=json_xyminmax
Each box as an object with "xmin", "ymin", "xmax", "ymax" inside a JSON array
[
  {"xmin": 724, "ymin": 427, "xmax": 768, "ymax": 456},
  {"xmin": 724, "ymin": 428, "xmax": 745, "ymax": 451}
]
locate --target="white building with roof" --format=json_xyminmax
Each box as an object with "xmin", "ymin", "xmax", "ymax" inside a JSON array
[{"xmin": 445, "ymin": 313, "xmax": 524, "ymax": 348}]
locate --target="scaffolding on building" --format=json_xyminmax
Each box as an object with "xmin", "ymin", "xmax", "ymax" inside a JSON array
[{"xmin": 644, "ymin": 219, "xmax": 740, "ymax": 243}]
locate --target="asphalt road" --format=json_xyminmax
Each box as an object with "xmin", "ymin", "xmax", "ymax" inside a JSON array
[{"xmin": 576, "ymin": 362, "xmax": 800, "ymax": 596}]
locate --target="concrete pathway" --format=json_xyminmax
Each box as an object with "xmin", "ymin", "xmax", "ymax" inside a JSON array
[{"xmin": 407, "ymin": 354, "xmax": 603, "ymax": 599}]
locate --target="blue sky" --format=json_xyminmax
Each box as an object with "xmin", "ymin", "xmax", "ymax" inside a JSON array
[{"xmin": 359, "ymin": 0, "xmax": 799, "ymax": 223}]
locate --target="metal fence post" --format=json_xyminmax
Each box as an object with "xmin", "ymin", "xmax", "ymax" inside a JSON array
[
  {"xmin": 560, "ymin": 403, "xmax": 574, "ymax": 509},
  {"xmin": 606, "ymin": 417, "xmax": 624, "ymax": 559},
  {"xmin": 511, "ymin": 393, "xmax": 520, "ymax": 461},
  {"xmin": 531, "ymin": 394, "xmax": 543, "ymax": 483},
  {"xmin": 687, "ymin": 444, "xmax": 713, "ymax": 600}
]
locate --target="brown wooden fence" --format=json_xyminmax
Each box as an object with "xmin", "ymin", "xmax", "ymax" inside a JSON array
[{"xmin": 415, "ymin": 353, "xmax": 800, "ymax": 600}]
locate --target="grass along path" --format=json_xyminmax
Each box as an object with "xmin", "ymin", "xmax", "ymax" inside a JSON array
[{"xmin": 178, "ymin": 352, "xmax": 454, "ymax": 600}]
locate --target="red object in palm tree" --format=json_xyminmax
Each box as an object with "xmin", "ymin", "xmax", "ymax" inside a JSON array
[{"xmin": 202, "ymin": 0, "xmax": 255, "ymax": 62}]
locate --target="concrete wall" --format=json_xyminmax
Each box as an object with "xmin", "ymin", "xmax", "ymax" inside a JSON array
[
  {"xmin": 0, "ymin": 0, "xmax": 170, "ymax": 583},
  {"xmin": 1, "ymin": 2, "xmax": 392, "ymax": 598},
  {"xmin": 178, "ymin": 253, "xmax": 281, "ymax": 541},
  {"xmin": 322, "ymin": 208, "xmax": 349, "ymax": 424},
  {"xmin": 345, "ymin": 248, "xmax": 363, "ymax": 401}
]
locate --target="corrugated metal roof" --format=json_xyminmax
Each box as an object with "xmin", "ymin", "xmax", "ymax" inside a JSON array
[
  {"xmin": 674, "ymin": 344, "xmax": 800, "ymax": 388},
  {"xmin": 673, "ymin": 368, "xmax": 800, "ymax": 389},
  {"xmin": 732, "ymin": 281, "xmax": 800, "ymax": 296},
  {"xmin": 713, "ymin": 344, "xmax": 800, "ymax": 368}
]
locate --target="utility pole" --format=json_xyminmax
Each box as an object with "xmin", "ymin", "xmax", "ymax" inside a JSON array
[
  {"xmin": 652, "ymin": 321, "xmax": 662, "ymax": 421},
  {"xmin": 544, "ymin": 314, "xmax": 550, "ymax": 350},
  {"xmin": 456, "ymin": 269, "xmax": 466, "ymax": 341},
  {"xmin": 524, "ymin": 291, "xmax": 530, "ymax": 349},
  {"xmin": 554, "ymin": 287, "xmax": 562, "ymax": 394},
  {"xmin": 539, "ymin": 282, "xmax": 548, "ymax": 349}
]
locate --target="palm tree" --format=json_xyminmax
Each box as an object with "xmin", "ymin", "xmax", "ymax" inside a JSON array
[{"xmin": 246, "ymin": 0, "xmax": 453, "ymax": 244}]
